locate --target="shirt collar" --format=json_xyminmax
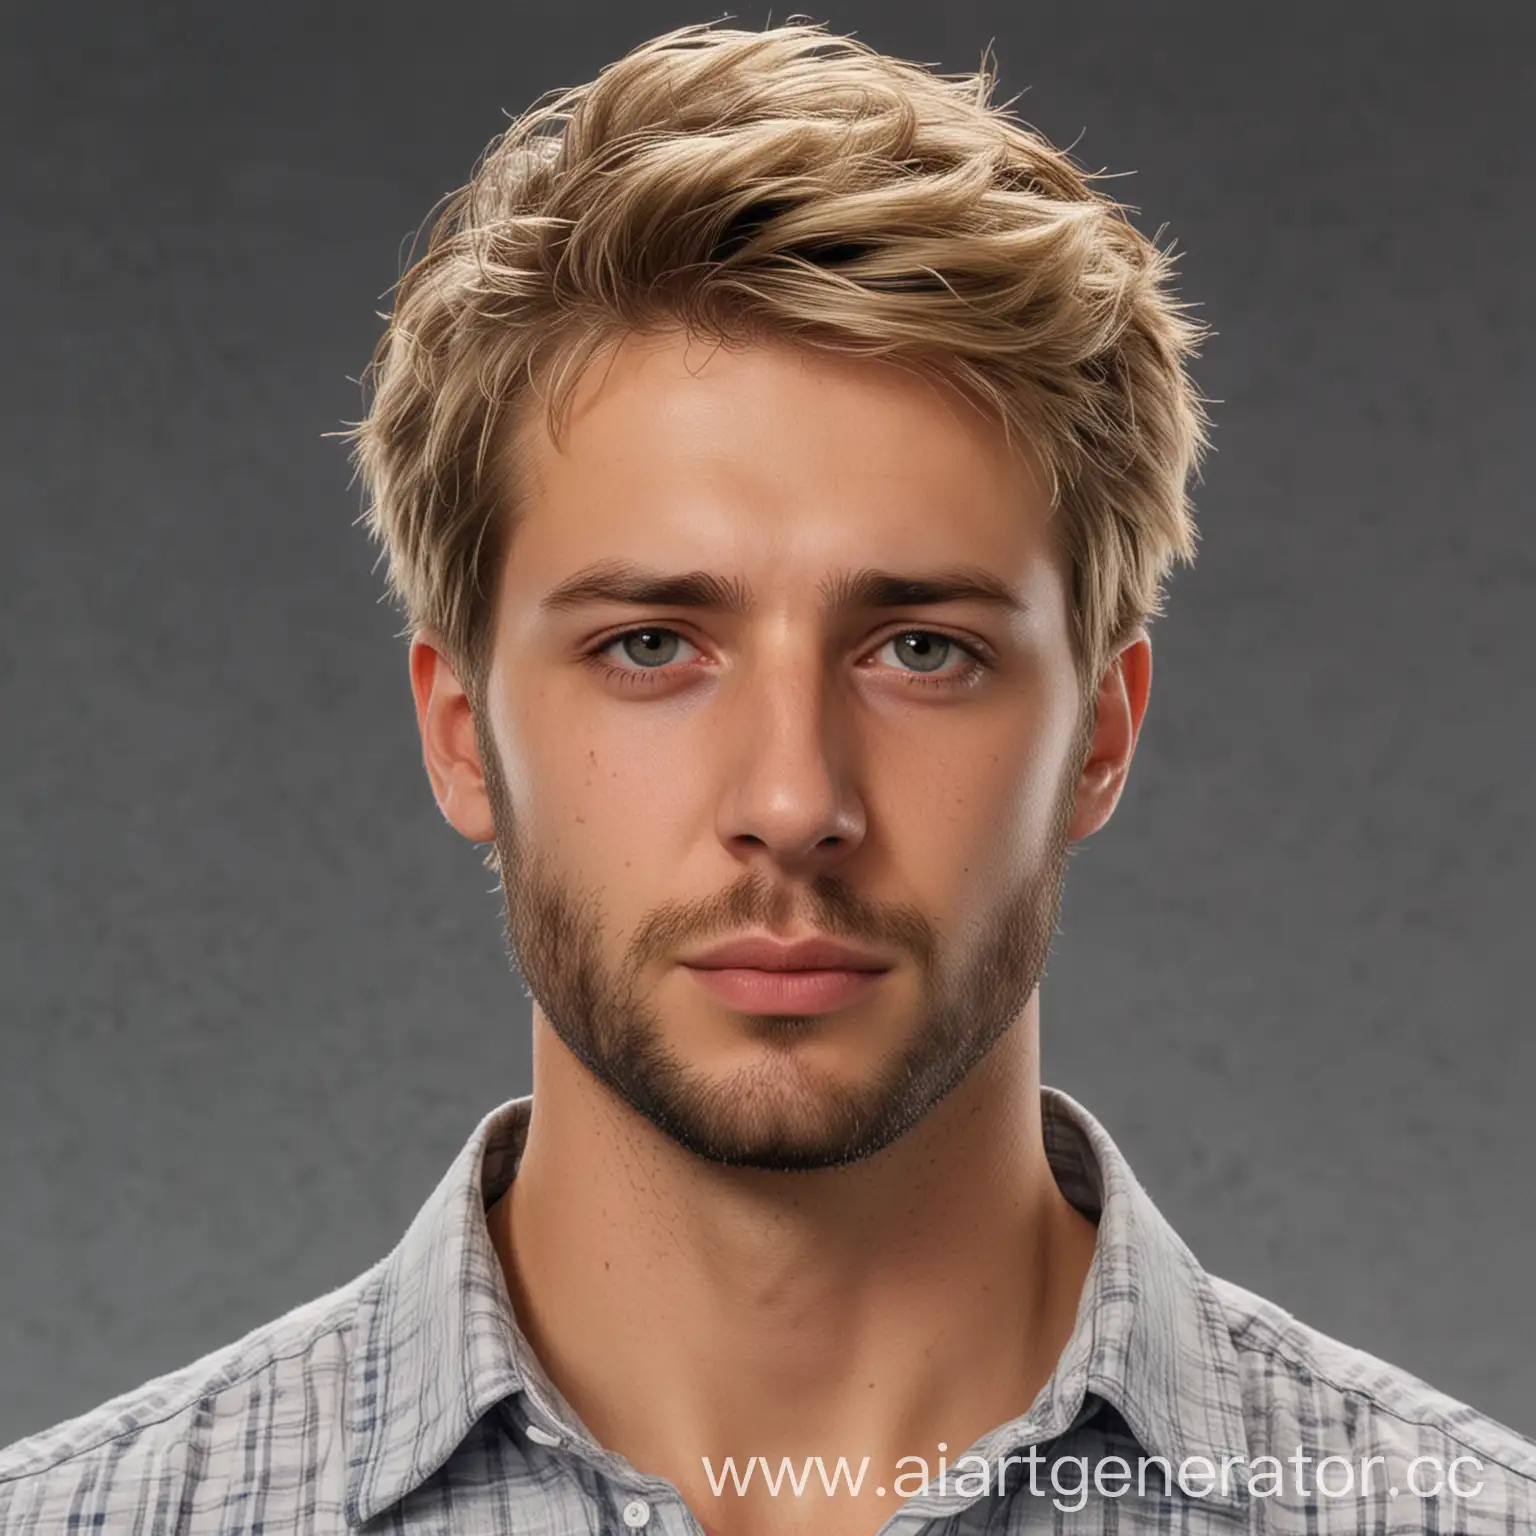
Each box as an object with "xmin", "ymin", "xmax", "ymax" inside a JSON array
[
  {"xmin": 343, "ymin": 1097, "xmax": 534, "ymax": 1528},
  {"xmin": 1003, "ymin": 1088, "xmax": 1250, "ymax": 1504},
  {"xmin": 344, "ymin": 1087, "xmax": 1249, "ymax": 1525}
]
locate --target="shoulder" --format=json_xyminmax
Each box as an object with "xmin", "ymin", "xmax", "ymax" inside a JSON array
[
  {"xmin": 1209, "ymin": 1273, "xmax": 1536, "ymax": 1518},
  {"xmin": 0, "ymin": 1267, "xmax": 374, "ymax": 1530}
]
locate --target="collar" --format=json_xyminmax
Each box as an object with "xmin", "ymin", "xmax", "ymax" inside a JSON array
[
  {"xmin": 344, "ymin": 1087, "xmax": 1250, "ymax": 1524},
  {"xmin": 932, "ymin": 1087, "xmax": 1253, "ymax": 1513},
  {"xmin": 343, "ymin": 1096, "xmax": 534, "ymax": 1527}
]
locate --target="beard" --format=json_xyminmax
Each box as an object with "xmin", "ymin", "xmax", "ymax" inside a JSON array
[{"xmin": 476, "ymin": 711, "xmax": 1088, "ymax": 1172}]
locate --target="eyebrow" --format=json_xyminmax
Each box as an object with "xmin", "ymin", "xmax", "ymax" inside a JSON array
[{"xmin": 538, "ymin": 559, "xmax": 1028, "ymax": 617}]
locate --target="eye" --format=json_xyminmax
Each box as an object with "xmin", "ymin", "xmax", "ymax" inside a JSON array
[
  {"xmin": 603, "ymin": 627, "xmax": 697, "ymax": 669},
  {"xmin": 876, "ymin": 631, "xmax": 966, "ymax": 675}
]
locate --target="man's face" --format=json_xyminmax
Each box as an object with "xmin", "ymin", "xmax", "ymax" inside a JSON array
[{"xmin": 460, "ymin": 331, "xmax": 1097, "ymax": 1170}]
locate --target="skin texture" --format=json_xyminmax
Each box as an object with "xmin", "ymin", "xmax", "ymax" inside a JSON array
[{"xmin": 411, "ymin": 330, "xmax": 1152, "ymax": 1535}]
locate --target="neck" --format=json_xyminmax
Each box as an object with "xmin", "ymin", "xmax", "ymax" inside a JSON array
[{"xmin": 489, "ymin": 1000, "xmax": 1097, "ymax": 1531}]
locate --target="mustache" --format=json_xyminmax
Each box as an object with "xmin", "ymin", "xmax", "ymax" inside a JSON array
[{"xmin": 625, "ymin": 869, "xmax": 939, "ymax": 976}]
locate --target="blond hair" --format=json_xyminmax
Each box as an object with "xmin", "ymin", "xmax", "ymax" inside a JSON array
[{"xmin": 344, "ymin": 21, "xmax": 1212, "ymax": 714}]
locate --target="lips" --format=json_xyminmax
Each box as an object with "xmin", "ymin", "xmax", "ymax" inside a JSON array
[
  {"xmin": 679, "ymin": 935, "xmax": 893, "ymax": 1015},
  {"xmin": 681, "ymin": 935, "xmax": 891, "ymax": 973}
]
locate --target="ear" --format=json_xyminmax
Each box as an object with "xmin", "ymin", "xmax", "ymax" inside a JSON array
[
  {"xmin": 1068, "ymin": 631, "xmax": 1152, "ymax": 843},
  {"xmin": 409, "ymin": 633, "xmax": 497, "ymax": 844}
]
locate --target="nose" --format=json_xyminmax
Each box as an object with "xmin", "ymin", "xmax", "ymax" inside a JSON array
[{"xmin": 714, "ymin": 648, "xmax": 867, "ymax": 877}]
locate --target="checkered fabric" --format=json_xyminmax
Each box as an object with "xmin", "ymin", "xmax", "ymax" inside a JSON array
[{"xmin": 3, "ymin": 1089, "xmax": 1532, "ymax": 1532}]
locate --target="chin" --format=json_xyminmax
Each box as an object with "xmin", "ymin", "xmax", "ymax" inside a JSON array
[{"xmin": 643, "ymin": 1051, "xmax": 918, "ymax": 1172}]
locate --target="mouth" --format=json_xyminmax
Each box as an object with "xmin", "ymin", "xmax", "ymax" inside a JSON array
[
  {"xmin": 678, "ymin": 933, "xmax": 894, "ymax": 1015},
  {"xmin": 680, "ymin": 963, "xmax": 888, "ymax": 1015}
]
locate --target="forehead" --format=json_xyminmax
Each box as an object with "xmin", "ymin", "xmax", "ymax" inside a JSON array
[{"xmin": 502, "ymin": 329, "xmax": 1062, "ymax": 591}]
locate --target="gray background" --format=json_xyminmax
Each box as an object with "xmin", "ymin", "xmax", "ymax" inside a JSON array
[{"xmin": 1, "ymin": 0, "xmax": 1531, "ymax": 1447}]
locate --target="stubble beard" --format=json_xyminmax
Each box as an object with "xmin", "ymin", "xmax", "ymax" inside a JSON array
[{"xmin": 476, "ymin": 714, "xmax": 1086, "ymax": 1172}]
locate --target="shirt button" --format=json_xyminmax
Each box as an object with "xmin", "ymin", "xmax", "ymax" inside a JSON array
[
  {"xmin": 525, "ymin": 1423, "xmax": 562, "ymax": 1447},
  {"xmin": 621, "ymin": 1497, "xmax": 651, "ymax": 1528}
]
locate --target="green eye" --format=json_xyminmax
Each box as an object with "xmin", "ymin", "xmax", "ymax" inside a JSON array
[
  {"xmin": 890, "ymin": 632, "xmax": 952, "ymax": 673},
  {"xmin": 618, "ymin": 629, "xmax": 684, "ymax": 667}
]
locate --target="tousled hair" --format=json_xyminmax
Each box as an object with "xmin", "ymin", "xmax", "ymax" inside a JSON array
[{"xmin": 342, "ymin": 20, "xmax": 1212, "ymax": 716}]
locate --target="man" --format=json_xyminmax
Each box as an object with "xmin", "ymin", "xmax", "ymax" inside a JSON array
[{"xmin": 2, "ymin": 20, "xmax": 1530, "ymax": 1536}]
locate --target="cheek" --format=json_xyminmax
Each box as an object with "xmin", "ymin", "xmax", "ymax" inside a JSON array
[
  {"xmin": 880, "ymin": 706, "xmax": 1074, "ymax": 900},
  {"xmin": 499, "ymin": 683, "xmax": 701, "ymax": 864}
]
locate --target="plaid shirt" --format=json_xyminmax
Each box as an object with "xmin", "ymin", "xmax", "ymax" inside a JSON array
[{"xmin": 3, "ymin": 1088, "xmax": 1532, "ymax": 1533}]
